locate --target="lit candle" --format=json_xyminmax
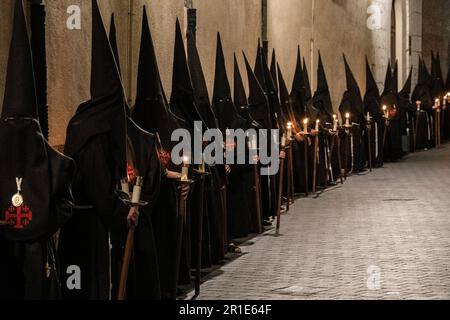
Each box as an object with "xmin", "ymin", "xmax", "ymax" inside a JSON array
[
  {"xmin": 131, "ymin": 176, "xmax": 143, "ymax": 205},
  {"xmin": 315, "ymin": 119, "xmax": 320, "ymax": 132},
  {"xmin": 416, "ymin": 101, "xmax": 421, "ymax": 111},
  {"xmin": 345, "ymin": 113, "xmax": 350, "ymax": 127},
  {"xmin": 121, "ymin": 179, "xmax": 130, "ymax": 197},
  {"xmin": 281, "ymin": 134, "xmax": 287, "ymax": 148},
  {"xmin": 444, "ymin": 95, "xmax": 448, "ymax": 108},
  {"xmin": 333, "ymin": 114, "xmax": 338, "ymax": 131},
  {"xmin": 287, "ymin": 122, "xmax": 293, "ymax": 139},
  {"xmin": 303, "ymin": 118, "xmax": 309, "ymax": 134},
  {"xmin": 382, "ymin": 105, "xmax": 387, "ymax": 118},
  {"xmin": 367, "ymin": 112, "xmax": 371, "ymax": 121},
  {"xmin": 181, "ymin": 156, "xmax": 189, "ymax": 181},
  {"xmin": 198, "ymin": 153, "xmax": 206, "ymax": 173},
  {"xmin": 435, "ymin": 98, "xmax": 440, "ymax": 108}
]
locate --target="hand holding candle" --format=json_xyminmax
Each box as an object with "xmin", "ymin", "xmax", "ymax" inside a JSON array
[{"xmin": 181, "ymin": 156, "xmax": 190, "ymax": 181}]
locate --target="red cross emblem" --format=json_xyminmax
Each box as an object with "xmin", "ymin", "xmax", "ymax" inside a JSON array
[
  {"xmin": 4, "ymin": 205, "xmax": 33, "ymax": 229},
  {"xmin": 127, "ymin": 165, "xmax": 136, "ymax": 183}
]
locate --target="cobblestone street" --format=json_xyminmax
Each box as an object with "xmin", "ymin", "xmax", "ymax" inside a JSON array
[{"xmin": 187, "ymin": 144, "xmax": 450, "ymax": 300}]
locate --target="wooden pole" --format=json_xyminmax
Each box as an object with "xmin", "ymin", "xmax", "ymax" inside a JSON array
[
  {"xmin": 117, "ymin": 223, "xmax": 136, "ymax": 300},
  {"xmin": 276, "ymin": 153, "xmax": 285, "ymax": 233},
  {"xmin": 312, "ymin": 134, "xmax": 319, "ymax": 193},
  {"xmin": 253, "ymin": 164, "xmax": 263, "ymax": 234}
]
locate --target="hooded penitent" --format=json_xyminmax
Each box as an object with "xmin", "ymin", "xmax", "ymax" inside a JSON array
[
  {"xmin": 364, "ymin": 57, "xmax": 384, "ymax": 167},
  {"xmin": 412, "ymin": 58, "xmax": 433, "ymax": 111},
  {"xmin": 65, "ymin": 1, "xmax": 127, "ymax": 178},
  {"xmin": 270, "ymin": 50, "xmax": 279, "ymax": 93},
  {"xmin": 291, "ymin": 47, "xmax": 307, "ymax": 121},
  {"xmin": 131, "ymin": 9, "xmax": 186, "ymax": 300},
  {"xmin": 187, "ymin": 29, "xmax": 227, "ymax": 267},
  {"xmin": 109, "ymin": 9, "xmax": 162, "ymax": 301},
  {"xmin": 59, "ymin": 0, "xmax": 136, "ymax": 301},
  {"xmin": 0, "ymin": 0, "xmax": 74, "ymax": 300},
  {"xmin": 381, "ymin": 61, "xmax": 399, "ymax": 109},
  {"xmin": 213, "ymin": 34, "xmax": 253, "ymax": 239},
  {"xmin": 431, "ymin": 52, "xmax": 445, "ymax": 99},
  {"xmin": 339, "ymin": 54, "xmax": 366, "ymax": 172}
]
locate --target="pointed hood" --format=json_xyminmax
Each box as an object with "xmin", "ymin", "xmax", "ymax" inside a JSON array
[
  {"xmin": 170, "ymin": 18, "xmax": 205, "ymax": 129},
  {"xmin": 187, "ymin": 32, "xmax": 218, "ymax": 130},
  {"xmin": 277, "ymin": 64, "xmax": 294, "ymax": 123},
  {"xmin": 412, "ymin": 57, "xmax": 433, "ymax": 111},
  {"xmin": 132, "ymin": 6, "xmax": 182, "ymax": 169},
  {"xmin": 431, "ymin": 52, "xmax": 444, "ymax": 98},
  {"xmin": 398, "ymin": 66, "xmax": 414, "ymax": 113},
  {"xmin": 212, "ymin": 33, "xmax": 245, "ymax": 131},
  {"xmin": 291, "ymin": 46, "xmax": 304, "ymax": 94},
  {"xmin": 311, "ymin": 52, "xmax": 333, "ymax": 123},
  {"xmin": 65, "ymin": 0, "xmax": 127, "ymax": 177},
  {"xmin": 2, "ymin": 0, "xmax": 38, "ymax": 119},
  {"xmin": 392, "ymin": 60, "xmax": 399, "ymax": 93},
  {"xmin": 341, "ymin": 54, "xmax": 364, "ymax": 122},
  {"xmin": 399, "ymin": 66, "xmax": 413, "ymax": 98},
  {"xmin": 253, "ymin": 39, "xmax": 267, "ymax": 92},
  {"xmin": 446, "ymin": 63, "xmax": 450, "ymax": 92},
  {"xmin": 234, "ymin": 54, "xmax": 261, "ymax": 128},
  {"xmin": 382, "ymin": 61, "xmax": 393, "ymax": 96},
  {"xmin": 1, "ymin": 0, "xmax": 75, "ymax": 241},
  {"xmin": 364, "ymin": 57, "xmax": 381, "ymax": 117},
  {"xmin": 243, "ymin": 52, "xmax": 272, "ymax": 130},
  {"xmin": 270, "ymin": 49, "xmax": 278, "ymax": 92}
]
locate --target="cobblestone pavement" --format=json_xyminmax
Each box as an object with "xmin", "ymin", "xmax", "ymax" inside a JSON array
[{"xmin": 186, "ymin": 144, "xmax": 450, "ymax": 300}]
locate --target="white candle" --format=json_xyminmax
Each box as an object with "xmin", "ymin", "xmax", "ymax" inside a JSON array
[
  {"xmin": 281, "ymin": 134, "xmax": 286, "ymax": 148},
  {"xmin": 131, "ymin": 177, "xmax": 143, "ymax": 204},
  {"xmin": 435, "ymin": 98, "xmax": 440, "ymax": 108},
  {"xmin": 416, "ymin": 101, "xmax": 421, "ymax": 111},
  {"xmin": 303, "ymin": 119, "xmax": 309, "ymax": 134},
  {"xmin": 199, "ymin": 153, "xmax": 206, "ymax": 173},
  {"xmin": 181, "ymin": 156, "xmax": 189, "ymax": 181},
  {"xmin": 367, "ymin": 112, "xmax": 371, "ymax": 121},
  {"xmin": 287, "ymin": 123, "xmax": 293, "ymax": 139},
  {"xmin": 333, "ymin": 114, "xmax": 338, "ymax": 131},
  {"xmin": 121, "ymin": 179, "xmax": 130, "ymax": 197},
  {"xmin": 315, "ymin": 119, "xmax": 320, "ymax": 132},
  {"xmin": 345, "ymin": 113, "xmax": 350, "ymax": 127}
]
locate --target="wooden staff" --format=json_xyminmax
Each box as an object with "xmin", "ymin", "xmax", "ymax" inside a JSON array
[
  {"xmin": 312, "ymin": 130, "xmax": 319, "ymax": 193},
  {"xmin": 276, "ymin": 139, "xmax": 286, "ymax": 233},
  {"xmin": 303, "ymin": 136, "xmax": 309, "ymax": 197},
  {"xmin": 288, "ymin": 143, "xmax": 294, "ymax": 206},
  {"xmin": 253, "ymin": 162, "xmax": 263, "ymax": 234},
  {"xmin": 336, "ymin": 133, "xmax": 344, "ymax": 185},
  {"xmin": 344, "ymin": 130, "xmax": 350, "ymax": 180},
  {"xmin": 367, "ymin": 120, "xmax": 373, "ymax": 172},
  {"xmin": 118, "ymin": 176, "xmax": 144, "ymax": 300},
  {"xmin": 414, "ymin": 111, "xmax": 420, "ymax": 152}
]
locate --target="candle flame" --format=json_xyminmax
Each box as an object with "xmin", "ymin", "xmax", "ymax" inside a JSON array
[
  {"xmin": 333, "ymin": 114, "xmax": 337, "ymax": 119},
  {"xmin": 382, "ymin": 105, "xmax": 387, "ymax": 111},
  {"xmin": 345, "ymin": 113, "xmax": 350, "ymax": 119},
  {"xmin": 303, "ymin": 118, "xmax": 309, "ymax": 125}
]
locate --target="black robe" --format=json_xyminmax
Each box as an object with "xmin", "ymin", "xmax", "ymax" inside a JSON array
[{"xmin": 124, "ymin": 120, "xmax": 161, "ymax": 300}]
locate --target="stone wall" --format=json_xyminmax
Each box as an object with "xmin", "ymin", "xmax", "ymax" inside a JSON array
[
  {"xmin": 0, "ymin": 0, "xmax": 449, "ymax": 145},
  {"xmin": 422, "ymin": 0, "xmax": 450, "ymax": 87}
]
